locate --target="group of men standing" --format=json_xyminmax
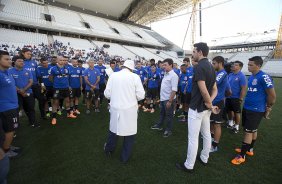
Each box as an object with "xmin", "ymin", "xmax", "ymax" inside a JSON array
[{"xmin": 0, "ymin": 40, "xmax": 277, "ymax": 183}]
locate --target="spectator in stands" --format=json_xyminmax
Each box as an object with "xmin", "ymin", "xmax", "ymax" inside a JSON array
[
  {"xmin": 0, "ymin": 51, "xmax": 20, "ymax": 158},
  {"xmin": 21, "ymin": 48, "xmax": 46, "ymax": 120},
  {"xmin": 226, "ymin": 61, "xmax": 247, "ymax": 133},
  {"xmin": 210, "ymin": 56, "xmax": 231, "ymax": 152},
  {"xmin": 231, "ymin": 56, "xmax": 276, "ymax": 165},
  {"xmin": 151, "ymin": 58, "xmax": 178, "ymax": 138},
  {"xmin": 104, "ymin": 59, "xmax": 145, "ymax": 163}
]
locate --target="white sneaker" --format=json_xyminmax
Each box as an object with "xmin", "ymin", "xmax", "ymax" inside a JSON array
[{"xmin": 5, "ymin": 150, "xmax": 18, "ymax": 158}]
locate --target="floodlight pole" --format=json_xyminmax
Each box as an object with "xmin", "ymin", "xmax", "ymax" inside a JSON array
[{"xmin": 199, "ymin": 2, "xmax": 202, "ymax": 41}]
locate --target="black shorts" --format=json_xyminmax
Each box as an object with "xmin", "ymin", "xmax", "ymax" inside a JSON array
[
  {"xmin": 146, "ymin": 88, "xmax": 158, "ymax": 99},
  {"xmin": 225, "ymin": 98, "xmax": 242, "ymax": 113},
  {"xmin": 70, "ymin": 88, "xmax": 81, "ymax": 98},
  {"xmin": 0, "ymin": 108, "xmax": 19, "ymax": 133},
  {"xmin": 181, "ymin": 92, "xmax": 191, "ymax": 104},
  {"xmin": 45, "ymin": 87, "xmax": 53, "ymax": 100},
  {"xmin": 53, "ymin": 88, "xmax": 70, "ymax": 99},
  {"xmin": 242, "ymin": 108, "xmax": 264, "ymax": 133},
  {"xmin": 99, "ymin": 83, "xmax": 106, "ymax": 94},
  {"xmin": 210, "ymin": 100, "xmax": 225, "ymax": 123},
  {"xmin": 86, "ymin": 90, "xmax": 99, "ymax": 100}
]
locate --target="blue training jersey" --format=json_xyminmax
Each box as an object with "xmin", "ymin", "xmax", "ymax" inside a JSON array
[
  {"xmin": 23, "ymin": 59, "xmax": 38, "ymax": 84},
  {"xmin": 9, "ymin": 68, "xmax": 33, "ymax": 94},
  {"xmin": 0, "ymin": 69, "xmax": 18, "ymax": 112},
  {"xmin": 37, "ymin": 66, "xmax": 53, "ymax": 87},
  {"xmin": 83, "ymin": 68, "xmax": 100, "ymax": 90},
  {"xmin": 50, "ymin": 65, "xmax": 69, "ymax": 89},
  {"xmin": 244, "ymin": 70, "xmax": 274, "ymax": 112},
  {"xmin": 213, "ymin": 69, "xmax": 229, "ymax": 105},
  {"xmin": 69, "ymin": 66, "xmax": 82, "ymax": 88},
  {"xmin": 135, "ymin": 67, "xmax": 147, "ymax": 83},
  {"xmin": 228, "ymin": 71, "xmax": 246, "ymax": 99},
  {"xmin": 147, "ymin": 70, "xmax": 160, "ymax": 89},
  {"xmin": 179, "ymin": 72, "xmax": 190, "ymax": 93},
  {"xmin": 95, "ymin": 65, "xmax": 106, "ymax": 84}
]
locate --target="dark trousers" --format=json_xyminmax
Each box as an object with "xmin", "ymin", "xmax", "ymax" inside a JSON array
[
  {"xmin": 156, "ymin": 100, "xmax": 175, "ymax": 131},
  {"xmin": 32, "ymin": 84, "xmax": 45, "ymax": 118},
  {"xmin": 18, "ymin": 94, "xmax": 36, "ymax": 125},
  {"xmin": 99, "ymin": 83, "xmax": 106, "ymax": 104},
  {"xmin": 0, "ymin": 155, "xmax": 9, "ymax": 184},
  {"xmin": 104, "ymin": 131, "xmax": 135, "ymax": 162}
]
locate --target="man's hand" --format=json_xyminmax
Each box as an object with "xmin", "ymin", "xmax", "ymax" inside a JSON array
[
  {"xmin": 205, "ymin": 102, "xmax": 213, "ymax": 109},
  {"xmin": 264, "ymin": 106, "xmax": 272, "ymax": 119},
  {"xmin": 91, "ymin": 85, "xmax": 96, "ymax": 90},
  {"xmin": 211, "ymin": 106, "xmax": 220, "ymax": 114},
  {"xmin": 166, "ymin": 101, "xmax": 172, "ymax": 109}
]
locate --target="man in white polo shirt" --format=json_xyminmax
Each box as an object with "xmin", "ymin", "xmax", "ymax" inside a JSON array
[{"xmin": 151, "ymin": 58, "xmax": 179, "ymax": 138}]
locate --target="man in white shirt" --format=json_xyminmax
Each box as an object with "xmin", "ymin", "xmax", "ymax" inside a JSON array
[
  {"xmin": 104, "ymin": 60, "xmax": 145, "ymax": 163},
  {"xmin": 151, "ymin": 58, "xmax": 179, "ymax": 137}
]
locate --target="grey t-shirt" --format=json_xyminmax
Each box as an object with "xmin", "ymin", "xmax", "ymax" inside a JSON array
[{"xmin": 190, "ymin": 58, "xmax": 216, "ymax": 112}]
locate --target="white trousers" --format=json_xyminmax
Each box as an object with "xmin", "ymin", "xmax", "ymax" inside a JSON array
[{"xmin": 184, "ymin": 108, "xmax": 212, "ymax": 169}]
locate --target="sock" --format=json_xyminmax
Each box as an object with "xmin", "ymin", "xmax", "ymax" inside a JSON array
[
  {"xmin": 52, "ymin": 112, "xmax": 57, "ymax": 119},
  {"xmin": 240, "ymin": 142, "xmax": 250, "ymax": 158},
  {"xmin": 176, "ymin": 104, "xmax": 180, "ymax": 110},
  {"xmin": 74, "ymin": 105, "xmax": 78, "ymax": 110},
  {"xmin": 235, "ymin": 124, "xmax": 239, "ymax": 130},
  {"xmin": 249, "ymin": 139, "xmax": 256, "ymax": 152},
  {"xmin": 228, "ymin": 120, "xmax": 234, "ymax": 126},
  {"xmin": 212, "ymin": 140, "xmax": 218, "ymax": 148},
  {"xmin": 66, "ymin": 108, "xmax": 71, "ymax": 114},
  {"xmin": 70, "ymin": 106, "xmax": 74, "ymax": 111}
]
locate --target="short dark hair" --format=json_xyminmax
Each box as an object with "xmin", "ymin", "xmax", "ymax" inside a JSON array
[
  {"xmin": 150, "ymin": 59, "xmax": 155, "ymax": 63},
  {"xmin": 151, "ymin": 64, "xmax": 156, "ymax": 68},
  {"xmin": 193, "ymin": 42, "xmax": 209, "ymax": 57},
  {"xmin": 110, "ymin": 61, "xmax": 116, "ymax": 65},
  {"xmin": 212, "ymin": 56, "xmax": 225, "ymax": 66},
  {"xmin": 21, "ymin": 48, "xmax": 31, "ymax": 53},
  {"xmin": 0, "ymin": 50, "xmax": 9, "ymax": 60},
  {"xmin": 181, "ymin": 64, "xmax": 187, "ymax": 67},
  {"xmin": 40, "ymin": 57, "xmax": 47, "ymax": 62},
  {"xmin": 163, "ymin": 58, "xmax": 173, "ymax": 66},
  {"xmin": 183, "ymin": 57, "xmax": 190, "ymax": 62},
  {"xmin": 12, "ymin": 55, "xmax": 24, "ymax": 62},
  {"xmin": 78, "ymin": 60, "xmax": 83, "ymax": 64},
  {"xmin": 72, "ymin": 57, "xmax": 79, "ymax": 60},
  {"xmin": 249, "ymin": 56, "xmax": 263, "ymax": 67},
  {"xmin": 234, "ymin": 60, "xmax": 243, "ymax": 68}
]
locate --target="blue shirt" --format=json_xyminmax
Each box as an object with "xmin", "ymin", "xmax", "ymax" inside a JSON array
[
  {"xmin": 244, "ymin": 71, "xmax": 274, "ymax": 112},
  {"xmin": 37, "ymin": 66, "xmax": 53, "ymax": 87},
  {"xmin": 69, "ymin": 66, "xmax": 82, "ymax": 88},
  {"xmin": 23, "ymin": 59, "xmax": 38, "ymax": 84},
  {"xmin": 0, "ymin": 70, "xmax": 18, "ymax": 112},
  {"xmin": 135, "ymin": 67, "xmax": 147, "ymax": 83},
  {"xmin": 228, "ymin": 71, "xmax": 246, "ymax": 98},
  {"xmin": 50, "ymin": 65, "xmax": 69, "ymax": 89},
  {"xmin": 213, "ymin": 69, "xmax": 229, "ymax": 105},
  {"xmin": 147, "ymin": 70, "xmax": 160, "ymax": 89},
  {"xmin": 80, "ymin": 67, "xmax": 86, "ymax": 86},
  {"xmin": 83, "ymin": 68, "xmax": 100, "ymax": 90},
  {"xmin": 179, "ymin": 72, "xmax": 190, "ymax": 93},
  {"xmin": 95, "ymin": 65, "xmax": 106, "ymax": 84},
  {"xmin": 173, "ymin": 68, "xmax": 181, "ymax": 77},
  {"xmin": 114, "ymin": 67, "xmax": 121, "ymax": 72},
  {"xmin": 187, "ymin": 66, "xmax": 194, "ymax": 76},
  {"xmin": 9, "ymin": 68, "xmax": 33, "ymax": 94},
  {"xmin": 187, "ymin": 75, "xmax": 193, "ymax": 93}
]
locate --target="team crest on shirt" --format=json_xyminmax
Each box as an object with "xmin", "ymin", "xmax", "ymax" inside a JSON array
[
  {"xmin": 252, "ymin": 78, "xmax": 257, "ymax": 85},
  {"xmin": 31, "ymin": 63, "xmax": 35, "ymax": 66},
  {"xmin": 235, "ymin": 77, "xmax": 239, "ymax": 81},
  {"xmin": 184, "ymin": 76, "xmax": 187, "ymax": 80},
  {"xmin": 77, "ymin": 70, "xmax": 80, "ymax": 74},
  {"xmin": 101, "ymin": 69, "xmax": 104, "ymax": 72},
  {"xmin": 140, "ymin": 71, "xmax": 143, "ymax": 74},
  {"xmin": 25, "ymin": 72, "xmax": 29, "ymax": 76},
  {"xmin": 65, "ymin": 69, "xmax": 68, "ymax": 73}
]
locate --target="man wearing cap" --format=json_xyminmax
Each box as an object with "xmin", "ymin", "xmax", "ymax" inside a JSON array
[{"xmin": 104, "ymin": 60, "xmax": 145, "ymax": 163}]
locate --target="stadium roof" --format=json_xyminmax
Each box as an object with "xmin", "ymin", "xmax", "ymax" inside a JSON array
[{"xmin": 53, "ymin": 0, "xmax": 194, "ymax": 25}]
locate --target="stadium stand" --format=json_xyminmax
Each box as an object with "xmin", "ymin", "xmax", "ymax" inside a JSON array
[
  {"xmin": 0, "ymin": 0, "xmax": 46, "ymax": 25},
  {"xmin": 261, "ymin": 60, "xmax": 282, "ymax": 77},
  {"xmin": 0, "ymin": 28, "xmax": 48, "ymax": 50},
  {"xmin": 124, "ymin": 45, "xmax": 165, "ymax": 61}
]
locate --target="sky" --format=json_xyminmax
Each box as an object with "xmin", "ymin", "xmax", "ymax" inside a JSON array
[{"xmin": 149, "ymin": 0, "xmax": 282, "ymax": 50}]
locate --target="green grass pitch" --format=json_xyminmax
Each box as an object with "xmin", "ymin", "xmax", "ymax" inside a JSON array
[{"xmin": 8, "ymin": 78, "xmax": 282, "ymax": 184}]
